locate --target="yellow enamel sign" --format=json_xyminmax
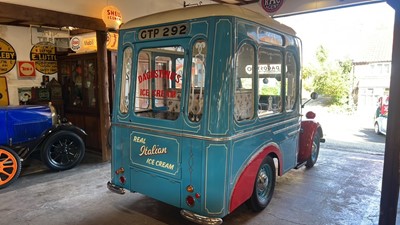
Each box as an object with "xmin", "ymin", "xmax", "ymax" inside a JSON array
[
  {"xmin": 30, "ymin": 42, "xmax": 57, "ymax": 74},
  {"xmin": 0, "ymin": 77, "xmax": 9, "ymax": 106},
  {"xmin": 0, "ymin": 38, "xmax": 17, "ymax": 75}
]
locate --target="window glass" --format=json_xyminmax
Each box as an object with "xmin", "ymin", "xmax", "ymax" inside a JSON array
[
  {"xmin": 285, "ymin": 52, "xmax": 297, "ymax": 111},
  {"xmin": 258, "ymin": 48, "xmax": 282, "ymax": 116},
  {"xmin": 85, "ymin": 59, "xmax": 96, "ymax": 107},
  {"xmin": 135, "ymin": 46, "xmax": 184, "ymax": 120},
  {"xmin": 234, "ymin": 43, "xmax": 255, "ymax": 121},
  {"xmin": 188, "ymin": 40, "xmax": 206, "ymax": 122},
  {"xmin": 135, "ymin": 52, "xmax": 150, "ymax": 111},
  {"xmin": 119, "ymin": 47, "xmax": 133, "ymax": 114}
]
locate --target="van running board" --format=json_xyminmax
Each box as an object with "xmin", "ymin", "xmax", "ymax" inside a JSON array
[{"xmin": 295, "ymin": 161, "xmax": 307, "ymax": 169}]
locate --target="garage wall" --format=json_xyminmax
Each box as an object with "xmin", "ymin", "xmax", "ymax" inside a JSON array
[{"xmin": 0, "ymin": 25, "xmax": 57, "ymax": 105}]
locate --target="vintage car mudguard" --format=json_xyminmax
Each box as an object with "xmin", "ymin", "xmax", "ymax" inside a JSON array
[
  {"xmin": 298, "ymin": 120, "xmax": 323, "ymax": 163},
  {"xmin": 229, "ymin": 144, "xmax": 282, "ymax": 212},
  {"xmin": 38, "ymin": 123, "xmax": 87, "ymax": 147}
]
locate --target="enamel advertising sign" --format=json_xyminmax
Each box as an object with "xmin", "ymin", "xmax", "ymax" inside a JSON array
[
  {"xmin": 261, "ymin": 0, "xmax": 284, "ymax": 14},
  {"xmin": 30, "ymin": 42, "xmax": 57, "ymax": 74},
  {"xmin": 0, "ymin": 38, "xmax": 17, "ymax": 75}
]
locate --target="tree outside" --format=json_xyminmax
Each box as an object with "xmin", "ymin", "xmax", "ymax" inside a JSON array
[{"xmin": 302, "ymin": 45, "xmax": 354, "ymax": 109}]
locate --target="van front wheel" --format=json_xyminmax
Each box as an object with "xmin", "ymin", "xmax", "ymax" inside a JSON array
[{"xmin": 247, "ymin": 156, "xmax": 276, "ymax": 212}]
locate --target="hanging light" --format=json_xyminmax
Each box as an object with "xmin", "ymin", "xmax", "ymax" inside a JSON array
[{"xmin": 101, "ymin": 5, "xmax": 122, "ymax": 30}]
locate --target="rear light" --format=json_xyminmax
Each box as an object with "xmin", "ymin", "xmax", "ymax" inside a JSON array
[
  {"xmin": 186, "ymin": 185, "xmax": 194, "ymax": 193},
  {"xmin": 306, "ymin": 111, "xmax": 316, "ymax": 119},
  {"xmin": 186, "ymin": 195, "xmax": 195, "ymax": 207},
  {"xmin": 115, "ymin": 167, "xmax": 125, "ymax": 175},
  {"xmin": 195, "ymin": 193, "xmax": 201, "ymax": 199},
  {"xmin": 119, "ymin": 176, "xmax": 126, "ymax": 184}
]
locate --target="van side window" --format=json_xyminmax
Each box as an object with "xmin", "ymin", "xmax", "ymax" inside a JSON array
[
  {"xmin": 188, "ymin": 40, "xmax": 206, "ymax": 122},
  {"xmin": 285, "ymin": 52, "xmax": 297, "ymax": 111},
  {"xmin": 234, "ymin": 43, "xmax": 255, "ymax": 121},
  {"xmin": 258, "ymin": 48, "xmax": 283, "ymax": 117},
  {"xmin": 119, "ymin": 47, "xmax": 133, "ymax": 114}
]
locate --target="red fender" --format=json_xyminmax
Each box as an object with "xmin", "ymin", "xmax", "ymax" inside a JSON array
[
  {"xmin": 229, "ymin": 144, "xmax": 282, "ymax": 212},
  {"xmin": 298, "ymin": 120, "xmax": 322, "ymax": 162}
]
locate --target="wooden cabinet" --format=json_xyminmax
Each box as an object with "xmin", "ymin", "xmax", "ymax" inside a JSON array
[
  {"xmin": 58, "ymin": 52, "xmax": 116, "ymax": 154},
  {"xmin": 58, "ymin": 53, "xmax": 100, "ymax": 151}
]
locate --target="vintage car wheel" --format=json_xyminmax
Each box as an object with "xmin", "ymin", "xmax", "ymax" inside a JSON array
[
  {"xmin": 0, "ymin": 147, "xmax": 22, "ymax": 189},
  {"xmin": 306, "ymin": 132, "xmax": 320, "ymax": 168},
  {"xmin": 41, "ymin": 130, "xmax": 85, "ymax": 171},
  {"xmin": 247, "ymin": 156, "xmax": 276, "ymax": 212}
]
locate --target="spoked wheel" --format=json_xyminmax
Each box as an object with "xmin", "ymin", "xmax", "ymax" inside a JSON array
[
  {"xmin": 41, "ymin": 130, "xmax": 85, "ymax": 171},
  {"xmin": 247, "ymin": 156, "xmax": 276, "ymax": 212},
  {"xmin": 306, "ymin": 132, "xmax": 320, "ymax": 168},
  {"xmin": 0, "ymin": 147, "xmax": 22, "ymax": 189}
]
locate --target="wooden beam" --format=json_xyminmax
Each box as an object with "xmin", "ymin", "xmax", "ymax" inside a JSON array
[
  {"xmin": 96, "ymin": 31, "xmax": 111, "ymax": 162},
  {"xmin": 0, "ymin": 2, "xmax": 106, "ymax": 31},
  {"xmin": 211, "ymin": 0, "xmax": 258, "ymax": 5}
]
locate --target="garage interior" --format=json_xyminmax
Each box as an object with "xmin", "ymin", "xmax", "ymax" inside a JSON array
[{"xmin": 0, "ymin": 0, "xmax": 399, "ymax": 224}]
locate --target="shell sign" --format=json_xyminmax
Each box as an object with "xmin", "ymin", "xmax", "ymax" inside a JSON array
[{"xmin": 102, "ymin": 5, "xmax": 122, "ymax": 30}]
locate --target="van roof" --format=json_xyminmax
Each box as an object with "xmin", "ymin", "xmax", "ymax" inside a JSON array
[{"xmin": 121, "ymin": 4, "xmax": 296, "ymax": 36}]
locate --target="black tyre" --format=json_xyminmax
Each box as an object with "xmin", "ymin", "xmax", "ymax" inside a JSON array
[
  {"xmin": 247, "ymin": 156, "xmax": 276, "ymax": 212},
  {"xmin": 306, "ymin": 132, "xmax": 320, "ymax": 168},
  {"xmin": 0, "ymin": 147, "xmax": 21, "ymax": 189},
  {"xmin": 374, "ymin": 122, "xmax": 381, "ymax": 135},
  {"xmin": 41, "ymin": 130, "xmax": 85, "ymax": 171}
]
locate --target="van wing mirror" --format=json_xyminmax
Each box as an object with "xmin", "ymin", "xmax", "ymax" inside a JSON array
[{"xmin": 302, "ymin": 92, "xmax": 318, "ymax": 108}]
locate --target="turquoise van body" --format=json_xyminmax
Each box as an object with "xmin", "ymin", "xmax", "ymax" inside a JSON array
[{"xmin": 108, "ymin": 4, "xmax": 323, "ymax": 224}]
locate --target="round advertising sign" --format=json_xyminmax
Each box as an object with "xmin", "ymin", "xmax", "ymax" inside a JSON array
[
  {"xmin": 261, "ymin": 0, "xmax": 284, "ymax": 14},
  {"xmin": 0, "ymin": 38, "xmax": 17, "ymax": 75},
  {"xmin": 70, "ymin": 36, "xmax": 81, "ymax": 52},
  {"xmin": 102, "ymin": 5, "xmax": 122, "ymax": 30},
  {"xmin": 30, "ymin": 42, "xmax": 58, "ymax": 74}
]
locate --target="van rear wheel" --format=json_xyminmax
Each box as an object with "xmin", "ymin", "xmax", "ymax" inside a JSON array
[
  {"xmin": 306, "ymin": 132, "xmax": 320, "ymax": 168},
  {"xmin": 247, "ymin": 156, "xmax": 276, "ymax": 212}
]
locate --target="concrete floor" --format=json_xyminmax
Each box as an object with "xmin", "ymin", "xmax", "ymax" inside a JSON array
[{"xmin": 0, "ymin": 147, "xmax": 392, "ymax": 225}]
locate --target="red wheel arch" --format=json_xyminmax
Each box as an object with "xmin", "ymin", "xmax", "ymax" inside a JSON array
[
  {"xmin": 229, "ymin": 144, "xmax": 282, "ymax": 212},
  {"xmin": 298, "ymin": 120, "xmax": 322, "ymax": 163}
]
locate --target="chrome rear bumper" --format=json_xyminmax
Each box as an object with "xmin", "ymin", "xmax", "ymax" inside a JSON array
[
  {"xmin": 107, "ymin": 181, "xmax": 125, "ymax": 194},
  {"xmin": 180, "ymin": 209, "xmax": 222, "ymax": 225}
]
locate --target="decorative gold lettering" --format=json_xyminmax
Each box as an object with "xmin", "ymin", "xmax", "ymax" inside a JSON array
[
  {"xmin": 133, "ymin": 136, "xmax": 146, "ymax": 144},
  {"xmin": 139, "ymin": 145, "xmax": 167, "ymax": 156}
]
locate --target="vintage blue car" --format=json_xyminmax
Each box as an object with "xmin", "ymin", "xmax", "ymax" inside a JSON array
[{"xmin": 0, "ymin": 103, "xmax": 86, "ymax": 188}]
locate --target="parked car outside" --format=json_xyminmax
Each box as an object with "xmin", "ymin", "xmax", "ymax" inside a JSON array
[
  {"xmin": 0, "ymin": 103, "xmax": 86, "ymax": 188},
  {"xmin": 374, "ymin": 96, "xmax": 389, "ymax": 135}
]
